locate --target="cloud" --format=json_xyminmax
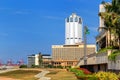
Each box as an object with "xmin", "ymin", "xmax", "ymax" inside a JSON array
[
  {"xmin": 0, "ymin": 7, "xmax": 30, "ymax": 15},
  {"xmin": 14, "ymin": 11, "xmax": 30, "ymax": 15},
  {"xmin": 43, "ymin": 16, "xmax": 63, "ymax": 20}
]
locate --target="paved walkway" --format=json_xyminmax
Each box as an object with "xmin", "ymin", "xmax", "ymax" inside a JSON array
[{"xmin": 35, "ymin": 70, "xmax": 51, "ymax": 80}]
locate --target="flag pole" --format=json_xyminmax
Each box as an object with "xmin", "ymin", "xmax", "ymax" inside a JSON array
[{"xmin": 84, "ymin": 26, "xmax": 87, "ymax": 66}]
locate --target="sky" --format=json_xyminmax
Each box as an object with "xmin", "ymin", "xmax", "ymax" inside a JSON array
[{"xmin": 0, "ymin": 0, "xmax": 111, "ymax": 64}]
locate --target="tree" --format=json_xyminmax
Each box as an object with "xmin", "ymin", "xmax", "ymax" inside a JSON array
[
  {"xmin": 99, "ymin": 6, "xmax": 114, "ymax": 47},
  {"xmin": 99, "ymin": 0, "xmax": 120, "ymax": 49},
  {"xmin": 111, "ymin": 0, "xmax": 120, "ymax": 49},
  {"xmin": 38, "ymin": 52, "xmax": 43, "ymax": 68}
]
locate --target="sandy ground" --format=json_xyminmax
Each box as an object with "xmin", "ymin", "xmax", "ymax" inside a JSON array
[{"xmin": 0, "ymin": 77, "xmax": 20, "ymax": 80}]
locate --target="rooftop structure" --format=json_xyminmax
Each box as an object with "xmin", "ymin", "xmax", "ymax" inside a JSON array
[{"xmin": 65, "ymin": 13, "xmax": 83, "ymax": 45}]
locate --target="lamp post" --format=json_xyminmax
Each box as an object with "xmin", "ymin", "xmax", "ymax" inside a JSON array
[{"xmin": 84, "ymin": 26, "xmax": 88, "ymax": 66}]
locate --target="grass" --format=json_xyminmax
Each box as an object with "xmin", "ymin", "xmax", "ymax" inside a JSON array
[
  {"xmin": 46, "ymin": 69, "xmax": 78, "ymax": 80},
  {"xmin": 0, "ymin": 70, "xmax": 41, "ymax": 80},
  {"xmin": 0, "ymin": 69, "xmax": 78, "ymax": 80}
]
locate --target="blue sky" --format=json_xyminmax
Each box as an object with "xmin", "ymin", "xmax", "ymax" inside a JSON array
[{"xmin": 0, "ymin": 0, "xmax": 111, "ymax": 64}]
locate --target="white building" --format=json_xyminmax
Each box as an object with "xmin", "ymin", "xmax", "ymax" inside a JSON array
[
  {"xmin": 27, "ymin": 54, "xmax": 39, "ymax": 67},
  {"xmin": 99, "ymin": 3, "xmax": 106, "ymax": 32},
  {"xmin": 65, "ymin": 13, "xmax": 83, "ymax": 45},
  {"xmin": 27, "ymin": 54, "xmax": 52, "ymax": 67}
]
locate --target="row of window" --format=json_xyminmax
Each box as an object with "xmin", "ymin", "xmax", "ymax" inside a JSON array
[
  {"xmin": 67, "ymin": 38, "xmax": 81, "ymax": 39},
  {"xmin": 66, "ymin": 17, "xmax": 82, "ymax": 23}
]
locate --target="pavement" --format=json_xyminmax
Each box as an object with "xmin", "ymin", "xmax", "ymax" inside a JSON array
[{"xmin": 35, "ymin": 70, "xmax": 51, "ymax": 80}]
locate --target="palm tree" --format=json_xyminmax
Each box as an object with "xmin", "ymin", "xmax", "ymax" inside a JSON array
[
  {"xmin": 111, "ymin": 0, "xmax": 120, "ymax": 49},
  {"xmin": 99, "ymin": 0, "xmax": 120, "ymax": 48},
  {"xmin": 99, "ymin": 3, "xmax": 114, "ymax": 47},
  {"xmin": 112, "ymin": 15, "xmax": 120, "ymax": 49}
]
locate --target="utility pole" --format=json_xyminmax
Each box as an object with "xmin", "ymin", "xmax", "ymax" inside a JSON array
[{"xmin": 84, "ymin": 26, "xmax": 87, "ymax": 66}]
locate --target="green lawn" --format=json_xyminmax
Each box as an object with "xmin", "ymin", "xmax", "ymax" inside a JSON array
[
  {"xmin": 0, "ymin": 70, "xmax": 41, "ymax": 80},
  {"xmin": 46, "ymin": 69, "xmax": 78, "ymax": 80},
  {"xmin": 0, "ymin": 69, "xmax": 78, "ymax": 80}
]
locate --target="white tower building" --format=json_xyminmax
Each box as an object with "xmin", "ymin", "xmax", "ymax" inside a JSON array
[
  {"xmin": 99, "ymin": 3, "xmax": 106, "ymax": 32},
  {"xmin": 65, "ymin": 13, "xmax": 83, "ymax": 45}
]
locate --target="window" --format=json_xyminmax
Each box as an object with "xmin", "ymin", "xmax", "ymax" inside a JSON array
[
  {"xmin": 75, "ymin": 17, "xmax": 78, "ymax": 22},
  {"xmin": 70, "ymin": 17, "xmax": 73, "ymax": 22},
  {"xmin": 67, "ymin": 18, "xmax": 69, "ymax": 22},
  {"xmin": 79, "ymin": 18, "xmax": 82, "ymax": 23}
]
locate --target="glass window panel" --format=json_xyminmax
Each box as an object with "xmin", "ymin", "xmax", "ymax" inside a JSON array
[
  {"xmin": 67, "ymin": 18, "xmax": 69, "ymax": 22},
  {"xmin": 79, "ymin": 18, "xmax": 82, "ymax": 23},
  {"xmin": 70, "ymin": 17, "xmax": 73, "ymax": 22},
  {"xmin": 75, "ymin": 17, "xmax": 78, "ymax": 22}
]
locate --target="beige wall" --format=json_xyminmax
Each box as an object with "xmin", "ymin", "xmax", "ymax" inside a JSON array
[
  {"xmin": 52, "ymin": 44, "xmax": 96, "ymax": 66},
  {"xmin": 52, "ymin": 44, "xmax": 96, "ymax": 61}
]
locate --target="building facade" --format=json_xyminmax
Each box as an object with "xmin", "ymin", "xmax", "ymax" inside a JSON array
[
  {"xmin": 42, "ymin": 54, "xmax": 52, "ymax": 67},
  {"xmin": 27, "ymin": 54, "xmax": 39, "ymax": 67},
  {"xmin": 51, "ymin": 13, "xmax": 96, "ymax": 67},
  {"xmin": 77, "ymin": 2, "xmax": 120, "ymax": 73},
  {"xmin": 52, "ymin": 44, "xmax": 96, "ymax": 67},
  {"xmin": 65, "ymin": 13, "xmax": 83, "ymax": 45},
  {"xmin": 27, "ymin": 54, "xmax": 52, "ymax": 67}
]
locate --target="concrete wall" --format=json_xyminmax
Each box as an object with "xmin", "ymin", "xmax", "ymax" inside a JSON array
[
  {"xmin": 96, "ymin": 53, "xmax": 108, "ymax": 64},
  {"xmin": 108, "ymin": 55, "xmax": 120, "ymax": 70}
]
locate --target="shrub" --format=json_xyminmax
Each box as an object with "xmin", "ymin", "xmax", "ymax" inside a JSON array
[
  {"xmin": 31, "ymin": 64, "xmax": 39, "ymax": 68},
  {"xmin": 69, "ymin": 68, "xmax": 79, "ymax": 73},
  {"xmin": 87, "ymin": 75, "xmax": 98, "ymax": 80},
  {"xmin": 76, "ymin": 68, "xmax": 92, "ymax": 74},
  {"xmin": 108, "ymin": 50, "xmax": 120, "ymax": 61},
  {"xmin": 97, "ymin": 48, "xmax": 108, "ymax": 53},
  {"xmin": 56, "ymin": 65, "xmax": 63, "ymax": 69},
  {"xmin": 19, "ymin": 65, "xmax": 27, "ymax": 68},
  {"xmin": 75, "ymin": 70, "xmax": 85, "ymax": 77},
  {"xmin": 117, "ymin": 72, "xmax": 120, "ymax": 78},
  {"xmin": 46, "ymin": 64, "xmax": 53, "ymax": 68},
  {"xmin": 95, "ymin": 71, "xmax": 118, "ymax": 80}
]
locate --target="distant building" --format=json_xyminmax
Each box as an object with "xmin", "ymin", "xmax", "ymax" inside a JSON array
[
  {"xmin": 27, "ymin": 54, "xmax": 39, "ymax": 67},
  {"xmin": 42, "ymin": 54, "xmax": 52, "ymax": 67},
  {"xmin": 65, "ymin": 13, "xmax": 83, "ymax": 45},
  {"xmin": 51, "ymin": 13, "xmax": 96, "ymax": 67},
  {"xmin": 27, "ymin": 54, "xmax": 52, "ymax": 67}
]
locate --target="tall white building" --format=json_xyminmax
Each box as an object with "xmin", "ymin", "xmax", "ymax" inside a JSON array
[
  {"xmin": 99, "ymin": 3, "xmax": 106, "ymax": 32},
  {"xmin": 65, "ymin": 13, "xmax": 83, "ymax": 45}
]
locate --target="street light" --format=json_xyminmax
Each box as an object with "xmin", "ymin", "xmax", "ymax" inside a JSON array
[{"xmin": 83, "ymin": 26, "xmax": 89, "ymax": 66}]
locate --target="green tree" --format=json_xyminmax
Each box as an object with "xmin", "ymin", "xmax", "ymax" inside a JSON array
[
  {"xmin": 99, "ymin": 6, "xmax": 114, "ymax": 47},
  {"xmin": 38, "ymin": 52, "xmax": 43, "ymax": 68},
  {"xmin": 99, "ymin": 0, "xmax": 120, "ymax": 48},
  {"xmin": 111, "ymin": 0, "xmax": 120, "ymax": 49}
]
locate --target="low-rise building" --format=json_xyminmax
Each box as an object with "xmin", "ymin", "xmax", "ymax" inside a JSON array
[
  {"xmin": 27, "ymin": 53, "xmax": 52, "ymax": 67},
  {"xmin": 52, "ymin": 44, "xmax": 96, "ymax": 67},
  {"xmin": 27, "ymin": 54, "xmax": 39, "ymax": 67}
]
